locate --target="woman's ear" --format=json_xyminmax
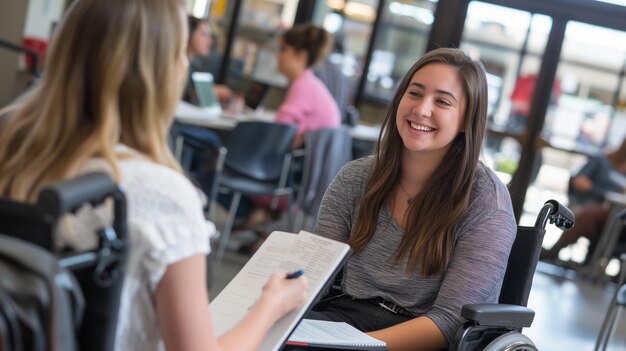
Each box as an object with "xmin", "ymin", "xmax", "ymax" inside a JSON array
[{"xmin": 296, "ymin": 49, "xmax": 308, "ymax": 65}]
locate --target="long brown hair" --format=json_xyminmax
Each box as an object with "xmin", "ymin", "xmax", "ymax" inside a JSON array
[
  {"xmin": 0, "ymin": 0, "xmax": 185, "ymax": 202},
  {"xmin": 348, "ymin": 48, "xmax": 489, "ymax": 276}
]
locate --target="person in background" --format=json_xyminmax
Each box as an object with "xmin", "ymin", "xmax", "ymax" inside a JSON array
[
  {"xmin": 183, "ymin": 15, "xmax": 232, "ymax": 104},
  {"xmin": 236, "ymin": 23, "xmax": 343, "ymax": 244},
  {"xmin": 0, "ymin": 0, "xmax": 307, "ymax": 350},
  {"xmin": 174, "ymin": 15, "xmax": 230, "ymax": 200},
  {"xmin": 275, "ymin": 23, "xmax": 341, "ymax": 148},
  {"xmin": 541, "ymin": 137, "xmax": 626, "ymax": 264},
  {"xmin": 309, "ymin": 48, "xmax": 517, "ymax": 351}
]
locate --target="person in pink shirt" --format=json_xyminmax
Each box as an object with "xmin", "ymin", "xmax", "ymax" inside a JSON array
[
  {"xmin": 237, "ymin": 24, "xmax": 341, "ymax": 252},
  {"xmin": 275, "ymin": 23, "xmax": 341, "ymax": 148}
]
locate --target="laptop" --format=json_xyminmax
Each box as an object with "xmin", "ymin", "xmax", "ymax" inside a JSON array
[
  {"xmin": 191, "ymin": 71, "xmax": 222, "ymax": 116},
  {"xmin": 244, "ymin": 81, "xmax": 270, "ymax": 110}
]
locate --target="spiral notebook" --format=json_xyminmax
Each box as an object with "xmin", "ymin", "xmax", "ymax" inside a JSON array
[{"xmin": 285, "ymin": 319, "xmax": 387, "ymax": 350}]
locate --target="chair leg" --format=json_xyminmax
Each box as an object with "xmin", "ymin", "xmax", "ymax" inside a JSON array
[
  {"xmin": 215, "ymin": 191, "xmax": 241, "ymax": 264},
  {"xmin": 292, "ymin": 210, "xmax": 304, "ymax": 232},
  {"xmin": 595, "ymin": 304, "xmax": 619, "ymax": 351},
  {"xmin": 174, "ymin": 135, "xmax": 184, "ymax": 162},
  {"xmin": 595, "ymin": 255, "xmax": 626, "ymax": 351}
]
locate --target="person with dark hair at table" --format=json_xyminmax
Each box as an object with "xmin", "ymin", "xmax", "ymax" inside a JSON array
[
  {"xmin": 183, "ymin": 15, "xmax": 232, "ymax": 104},
  {"xmin": 541, "ymin": 137, "xmax": 626, "ymax": 264}
]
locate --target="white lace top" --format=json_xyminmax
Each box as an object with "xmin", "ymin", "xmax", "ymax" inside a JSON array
[{"xmin": 62, "ymin": 145, "xmax": 214, "ymax": 350}]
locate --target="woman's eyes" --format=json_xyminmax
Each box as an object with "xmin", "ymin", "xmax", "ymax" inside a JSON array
[
  {"xmin": 406, "ymin": 91, "xmax": 452, "ymax": 107},
  {"xmin": 436, "ymin": 99, "xmax": 452, "ymax": 106}
]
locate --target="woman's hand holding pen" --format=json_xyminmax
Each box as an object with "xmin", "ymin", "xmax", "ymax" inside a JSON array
[{"xmin": 259, "ymin": 271, "xmax": 308, "ymax": 322}]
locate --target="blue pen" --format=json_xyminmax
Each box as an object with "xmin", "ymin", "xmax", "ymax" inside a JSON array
[{"xmin": 286, "ymin": 269, "xmax": 304, "ymax": 279}]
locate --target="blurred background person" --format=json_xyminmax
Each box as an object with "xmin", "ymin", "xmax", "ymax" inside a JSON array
[
  {"xmin": 183, "ymin": 15, "xmax": 232, "ymax": 104},
  {"xmin": 236, "ymin": 23, "xmax": 342, "ymax": 253},
  {"xmin": 541, "ymin": 137, "xmax": 626, "ymax": 264},
  {"xmin": 274, "ymin": 22, "xmax": 341, "ymax": 148}
]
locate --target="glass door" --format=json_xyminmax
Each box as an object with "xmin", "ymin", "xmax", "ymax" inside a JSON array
[
  {"xmin": 362, "ymin": 0, "xmax": 438, "ymax": 103},
  {"xmin": 227, "ymin": 0, "xmax": 300, "ymax": 89},
  {"xmin": 315, "ymin": 0, "xmax": 381, "ymax": 104},
  {"xmin": 459, "ymin": 2, "xmax": 552, "ymax": 189},
  {"xmin": 524, "ymin": 21, "xmax": 626, "ymax": 260}
]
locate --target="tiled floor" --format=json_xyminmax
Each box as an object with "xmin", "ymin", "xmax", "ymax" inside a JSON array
[{"xmin": 209, "ymin": 250, "xmax": 626, "ymax": 351}]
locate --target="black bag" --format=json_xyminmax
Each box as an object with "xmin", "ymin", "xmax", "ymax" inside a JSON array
[{"xmin": 0, "ymin": 235, "xmax": 84, "ymax": 351}]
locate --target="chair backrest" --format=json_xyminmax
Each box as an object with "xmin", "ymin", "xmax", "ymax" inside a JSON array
[
  {"xmin": 297, "ymin": 127, "xmax": 352, "ymax": 217},
  {"xmin": 0, "ymin": 173, "xmax": 127, "ymax": 351},
  {"xmin": 499, "ymin": 200, "xmax": 574, "ymax": 306},
  {"xmin": 498, "ymin": 225, "xmax": 546, "ymax": 307},
  {"xmin": 223, "ymin": 121, "xmax": 296, "ymax": 181},
  {"xmin": 0, "ymin": 200, "xmax": 54, "ymax": 249}
]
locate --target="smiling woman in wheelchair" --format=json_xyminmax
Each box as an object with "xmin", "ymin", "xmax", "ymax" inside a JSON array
[
  {"xmin": 309, "ymin": 48, "xmax": 517, "ymax": 351},
  {"xmin": 0, "ymin": 0, "xmax": 308, "ymax": 350}
]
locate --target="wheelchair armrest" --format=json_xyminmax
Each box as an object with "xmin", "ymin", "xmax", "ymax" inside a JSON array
[{"xmin": 461, "ymin": 303, "xmax": 535, "ymax": 328}]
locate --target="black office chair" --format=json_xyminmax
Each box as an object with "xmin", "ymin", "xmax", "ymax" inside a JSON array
[
  {"xmin": 0, "ymin": 173, "xmax": 127, "ymax": 351},
  {"xmin": 215, "ymin": 121, "xmax": 297, "ymax": 262},
  {"xmin": 452, "ymin": 200, "xmax": 574, "ymax": 351},
  {"xmin": 170, "ymin": 122, "xmax": 227, "ymax": 223}
]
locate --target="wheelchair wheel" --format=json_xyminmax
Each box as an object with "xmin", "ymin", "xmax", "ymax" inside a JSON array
[{"xmin": 482, "ymin": 331, "xmax": 538, "ymax": 351}]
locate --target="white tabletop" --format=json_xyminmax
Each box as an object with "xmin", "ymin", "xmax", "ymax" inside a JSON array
[
  {"xmin": 605, "ymin": 191, "xmax": 626, "ymax": 206},
  {"xmin": 174, "ymin": 101, "xmax": 381, "ymax": 143}
]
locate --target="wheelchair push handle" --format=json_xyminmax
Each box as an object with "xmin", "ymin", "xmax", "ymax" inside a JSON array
[
  {"xmin": 38, "ymin": 172, "xmax": 128, "ymax": 287},
  {"xmin": 37, "ymin": 172, "xmax": 127, "ymax": 240},
  {"xmin": 535, "ymin": 199, "xmax": 574, "ymax": 230},
  {"xmin": 38, "ymin": 172, "xmax": 122, "ymax": 214}
]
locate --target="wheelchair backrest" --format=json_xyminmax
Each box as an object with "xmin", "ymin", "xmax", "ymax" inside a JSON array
[
  {"xmin": 499, "ymin": 200, "xmax": 574, "ymax": 307},
  {"xmin": 499, "ymin": 225, "xmax": 546, "ymax": 307},
  {"xmin": 0, "ymin": 173, "xmax": 127, "ymax": 351}
]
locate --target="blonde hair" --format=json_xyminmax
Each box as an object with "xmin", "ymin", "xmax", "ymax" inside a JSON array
[{"xmin": 0, "ymin": 0, "xmax": 186, "ymax": 201}]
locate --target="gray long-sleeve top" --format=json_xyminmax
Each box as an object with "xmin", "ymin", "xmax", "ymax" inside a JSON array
[{"xmin": 313, "ymin": 156, "xmax": 517, "ymax": 346}]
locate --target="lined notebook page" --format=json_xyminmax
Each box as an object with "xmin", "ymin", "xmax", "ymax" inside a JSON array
[
  {"xmin": 289, "ymin": 319, "xmax": 386, "ymax": 347},
  {"xmin": 210, "ymin": 231, "xmax": 351, "ymax": 351}
]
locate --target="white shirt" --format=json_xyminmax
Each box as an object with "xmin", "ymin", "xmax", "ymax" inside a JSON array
[{"xmin": 62, "ymin": 145, "xmax": 214, "ymax": 350}]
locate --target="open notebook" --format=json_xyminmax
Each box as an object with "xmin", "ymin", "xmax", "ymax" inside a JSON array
[
  {"xmin": 210, "ymin": 231, "xmax": 355, "ymax": 351},
  {"xmin": 286, "ymin": 319, "xmax": 387, "ymax": 350}
]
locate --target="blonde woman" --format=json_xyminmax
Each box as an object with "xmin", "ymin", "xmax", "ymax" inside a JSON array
[{"xmin": 0, "ymin": 0, "xmax": 307, "ymax": 350}]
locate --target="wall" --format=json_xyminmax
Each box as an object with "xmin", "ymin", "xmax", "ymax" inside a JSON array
[
  {"xmin": 23, "ymin": 0, "xmax": 64, "ymax": 39},
  {"xmin": 0, "ymin": 1, "xmax": 29, "ymax": 107}
]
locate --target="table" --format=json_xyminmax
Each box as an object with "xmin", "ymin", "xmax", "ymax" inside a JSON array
[
  {"xmin": 174, "ymin": 101, "xmax": 382, "ymax": 143},
  {"xmin": 581, "ymin": 191, "xmax": 626, "ymax": 281}
]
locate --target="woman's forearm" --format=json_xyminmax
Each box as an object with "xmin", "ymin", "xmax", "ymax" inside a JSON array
[
  {"xmin": 367, "ymin": 316, "xmax": 447, "ymax": 351},
  {"xmin": 217, "ymin": 298, "xmax": 279, "ymax": 351}
]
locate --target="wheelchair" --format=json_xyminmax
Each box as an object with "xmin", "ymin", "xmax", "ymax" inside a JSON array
[
  {"xmin": 286, "ymin": 199, "xmax": 574, "ymax": 351},
  {"xmin": 452, "ymin": 199, "xmax": 574, "ymax": 350},
  {"xmin": 0, "ymin": 173, "xmax": 127, "ymax": 351}
]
